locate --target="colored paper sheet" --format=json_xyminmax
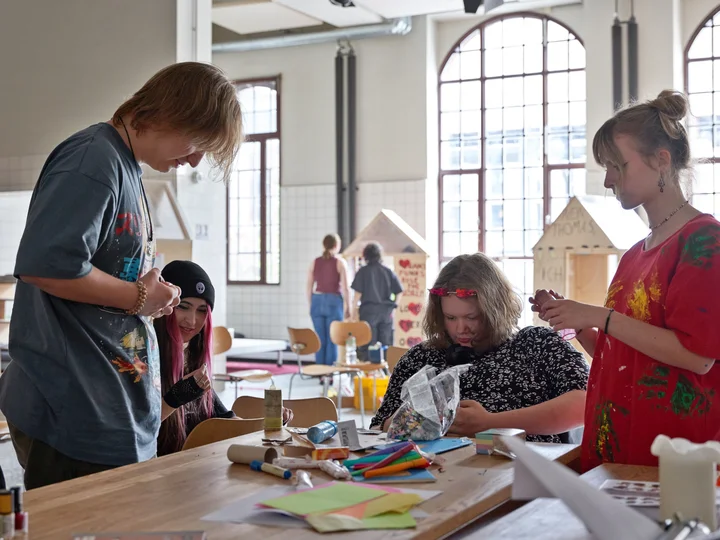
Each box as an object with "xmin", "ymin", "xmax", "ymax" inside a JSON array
[
  {"xmin": 260, "ymin": 483, "xmax": 386, "ymax": 516},
  {"xmin": 306, "ymin": 511, "xmax": 417, "ymax": 533},
  {"xmin": 364, "ymin": 493, "xmax": 423, "ymax": 518}
]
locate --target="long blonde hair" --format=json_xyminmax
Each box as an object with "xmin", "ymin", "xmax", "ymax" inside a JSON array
[
  {"xmin": 112, "ymin": 62, "xmax": 243, "ymax": 183},
  {"xmin": 423, "ymin": 253, "xmax": 521, "ymax": 351}
]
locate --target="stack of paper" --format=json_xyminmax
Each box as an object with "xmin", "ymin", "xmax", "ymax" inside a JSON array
[
  {"xmin": 203, "ymin": 482, "xmax": 441, "ymax": 533},
  {"xmin": 258, "ymin": 482, "xmax": 423, "ymax": 532}
]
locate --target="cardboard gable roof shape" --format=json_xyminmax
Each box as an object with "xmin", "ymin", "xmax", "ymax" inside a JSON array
[
  {"xmin": 533, "ymin": 195, "xmax": 648, "ymax": 252},
  {"xmin": 342, "ymin": 210, "xmax": 429, "ymax": 258}
]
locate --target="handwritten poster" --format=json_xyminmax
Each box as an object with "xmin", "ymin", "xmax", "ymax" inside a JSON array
[{"xmin": 393, "ymin": 253, "xmax": 427, "ymax": 348}]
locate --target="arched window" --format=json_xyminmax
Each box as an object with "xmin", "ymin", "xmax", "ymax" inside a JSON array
[
  {"xmin": 686, "ymin": 6, "xmax": 720, "ymax": 217},
  {"xmin": 228, "ymin": 78, "xmax": 281, "ymax": 285},
  {"xmin": 439, "ymin": 14, "xmax": 586, "ymax": 326}
]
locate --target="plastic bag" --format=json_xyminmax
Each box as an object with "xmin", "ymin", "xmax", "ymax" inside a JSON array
[{"xmin": 387, "ymin": 364, "xmax": 470, "ymax": 441}]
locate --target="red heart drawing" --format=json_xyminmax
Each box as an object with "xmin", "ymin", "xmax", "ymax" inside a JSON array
[
  {"xmin": 408, "ymin": 303, "xmax": 422, "ymax": 316},
  {"xmin": 399, "ymin": 320, "xmax": 414, "ymax": 333},
  {"xmin": 399, "ymin": 259, "xmax": 411, "ymax": 268},
  {"xmin": 407, "ymin": 337, "xmax": 422, "ymax": 347}
]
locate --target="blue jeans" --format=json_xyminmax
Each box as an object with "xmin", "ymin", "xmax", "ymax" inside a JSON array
[{"xmin": 310, "ymin": 293, "xmax": 343, "ymax": 365}]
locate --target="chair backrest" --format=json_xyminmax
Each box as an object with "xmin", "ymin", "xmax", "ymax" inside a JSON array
[
  {"xmin": 385, "ymin": 346, "xmax": 409, "ymax": 373},
  {"xmin": 329, "ymin": 321, "xmax": 372, "ymax": 347},
  {"xmin": 231, "ymin": 395, "xmax": 265, "ymax": 419},
  {"xmin": 285, "ymin": 397, "xmax": 338, "ymax": 427},
  {"xmin": 213, "ymin": 326, "xmax": 233, "ymax": 356},
  {"xmin": 231, "ymin": 395, "xmax": 338, "ymax": 428},
  {"xmin": 287, "ymin": 328, "xmax": 321, "ymax": 356},
  {"xmin": 181, "ymin": 417, "xmax": 265, "ymax": 451}
]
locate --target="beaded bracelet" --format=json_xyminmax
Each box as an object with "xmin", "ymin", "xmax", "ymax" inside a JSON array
[{"xmin": 127, "ymin": 280, "xmax": 148, "ymax": 316}]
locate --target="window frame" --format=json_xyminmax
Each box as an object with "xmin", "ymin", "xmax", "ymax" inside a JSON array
[
  {"xmin": 437, "ymin": 12, "xmax": 586, "ymax": 264},
  {"xmin": 684, "ymin": 5, "xmax": 720, "ymax": 217},
  {"xmin": 226, "ymin": 75, "xmax": 282, "ymax": 286}
]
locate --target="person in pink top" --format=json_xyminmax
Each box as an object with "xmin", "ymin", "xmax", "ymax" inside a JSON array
[{"xmin": 306, "ymin": 234, "xmax": 352, "ymax": 366}]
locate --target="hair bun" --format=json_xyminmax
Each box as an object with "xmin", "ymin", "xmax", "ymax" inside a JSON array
[{"xmin": 650, "ymin": 90, "xmax": 688, "ymax": 122}]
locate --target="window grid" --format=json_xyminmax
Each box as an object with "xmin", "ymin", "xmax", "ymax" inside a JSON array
[
  {"xmin": 228, "ymin": 77, "xmax": 281, "ymax": 285},
  {"xmin": 439, "ymin": 15, "xmax": 586, "ymax": 327},
  {"xmin": 686, "ymin": 8, "xmax": 720, "ymax": 218}
]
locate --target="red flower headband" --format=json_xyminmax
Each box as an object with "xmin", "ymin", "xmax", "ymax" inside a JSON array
[{"xmin": 429, "ymin": 287, "xmax": 477, "ymax": 298}]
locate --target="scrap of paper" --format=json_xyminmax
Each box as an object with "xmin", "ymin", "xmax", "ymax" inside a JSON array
[{"xmin": 259, "ymin": 483, "xmax": 386, "ymax": 516}]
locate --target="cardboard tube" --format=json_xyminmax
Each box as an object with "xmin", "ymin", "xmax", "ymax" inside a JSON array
[{"xmin": 227, "ymin": 445, "xmax": 278, "ymax": 465}]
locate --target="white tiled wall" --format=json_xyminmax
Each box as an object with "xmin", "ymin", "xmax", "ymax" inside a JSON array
[
  {"xmin": 357, "ymin": 180, "xmax": 426, "ymax": 241},
  {"xmin": 0, "ymin": 154, "xmax": 47, "ymax": 192},
  {"xmin": 227, "ymin": 179, "xmax": 427, "ymax": 340},
  {"xmin": 0, "ymin": 191, "xmax": 32, "ymax": 276}
]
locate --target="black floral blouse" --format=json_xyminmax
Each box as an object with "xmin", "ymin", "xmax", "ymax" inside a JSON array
[{"xmin": 371, "ymin": 326, "xmax": 589, "ymax": 443}]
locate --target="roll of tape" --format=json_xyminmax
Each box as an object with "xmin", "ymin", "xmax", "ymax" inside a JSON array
[{"xmin": 227, "ymin": 444, "xmax": 279, "ymax": 465}]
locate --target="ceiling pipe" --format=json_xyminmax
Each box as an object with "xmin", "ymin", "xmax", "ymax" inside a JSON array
[{"xmin": 212, "ymin": 16, "xmax": 412, "ymax": 53}]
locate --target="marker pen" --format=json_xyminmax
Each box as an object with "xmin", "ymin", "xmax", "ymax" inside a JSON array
[
  {"xmin": 10, "ymin": 487, "xmax": 26, "ymax": 535},
  {"xmin": 250, "ymin": 460, "xmax": 292, "ymax": 479}
]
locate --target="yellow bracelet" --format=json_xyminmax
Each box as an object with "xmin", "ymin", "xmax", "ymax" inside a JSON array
[{"xmin": 127, "ymin": 280, "xmax": 148, "ymax": 316}]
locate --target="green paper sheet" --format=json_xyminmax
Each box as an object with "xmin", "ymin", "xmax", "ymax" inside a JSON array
[{"xmin": 260, "ymin": 483, "xmax": 386, "ymax": 516}]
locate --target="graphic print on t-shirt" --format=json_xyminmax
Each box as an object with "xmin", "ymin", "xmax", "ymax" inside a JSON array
[{"xmin": 108, "ymin": 194, "xmax": 160, "ymax": 392}]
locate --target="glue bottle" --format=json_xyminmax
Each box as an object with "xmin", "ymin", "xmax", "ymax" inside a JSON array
[
  {"xmin": 0, "ymin": 489, "xmax": 14, "ymax": 538},
  {"xmin": 264, "ymin": 382, "xmax": 283, "ymax": 431},
  {"xmin": 307, "ymin": 420, "xmax": 337, "ymax": 444}
]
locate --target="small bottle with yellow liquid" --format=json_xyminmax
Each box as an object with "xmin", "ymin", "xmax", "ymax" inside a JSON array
[{"xmin": 264, "ymin": 382, "xmax": 283, "ymax": 431}]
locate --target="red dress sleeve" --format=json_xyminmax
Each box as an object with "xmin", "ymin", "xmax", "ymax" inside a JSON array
[{"xmin": 665, "ymin": 218, "xmax": 720, "ymax": 359}]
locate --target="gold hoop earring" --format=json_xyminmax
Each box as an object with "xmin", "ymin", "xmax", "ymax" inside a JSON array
[{"xmin": 658, "ymin": 173, "xmax": 665, "ymax": 193}]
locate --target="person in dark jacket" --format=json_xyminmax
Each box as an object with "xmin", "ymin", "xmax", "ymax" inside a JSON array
[
  {"xmin": 351, "ymin": 243, "xmax": 403, "ymax": 360},
  {"xmin": 154, "ymin": 261, "xmax": 292, "ymax": 455},
  {"xmin": 153, "ymin": 260, "xmax": 228, "ymax": 455}
]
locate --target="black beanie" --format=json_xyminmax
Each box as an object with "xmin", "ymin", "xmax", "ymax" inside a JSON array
[{"xmin": 161, "ymin": 260, "xmax": 215, "ymax": 310}]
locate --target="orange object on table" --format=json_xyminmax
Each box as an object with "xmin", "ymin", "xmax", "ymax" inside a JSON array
[{"xmin": 363, "ymin": 457, "xmax": 430, "ymax": 479}]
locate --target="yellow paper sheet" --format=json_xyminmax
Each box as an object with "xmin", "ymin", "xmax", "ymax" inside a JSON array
[
  {"xmin": 306, "ymin": 511, "xmax": 417, "ymax": 533},
  {"xmin": 260, "ymin": 483, "xmax": 385, "ymax": 516},
  {"xmin": 363, "ymin": 493, "xmax": 423, "ymax": 518}
]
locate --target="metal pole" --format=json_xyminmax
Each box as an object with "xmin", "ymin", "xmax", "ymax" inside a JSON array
[
  {"xmin": 347, "ymin": 48, "xmax": 357, "ymax": 242},
  {"xmin": 335, "ymin": 48, "xmax": 346, "ymax": 244}
]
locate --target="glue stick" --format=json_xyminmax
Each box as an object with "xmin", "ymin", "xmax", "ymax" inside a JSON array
[{"xmin": 264, "ymin": 382, "xmax": 283, "ymax": 431}]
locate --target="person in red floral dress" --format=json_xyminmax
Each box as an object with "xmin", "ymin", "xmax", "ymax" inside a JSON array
[{"xmin": 532, "ymin": 90, "xmax": 720, "ymax": 472}]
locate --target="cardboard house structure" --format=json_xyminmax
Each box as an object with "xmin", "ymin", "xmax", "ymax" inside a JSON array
[
  {"xmin": 342, "ymin": 210, "xmax": 429, "ymax": 348},
  {"xmin": 533, "ymin": 195, "xmax": 648, "ymax": 325}
]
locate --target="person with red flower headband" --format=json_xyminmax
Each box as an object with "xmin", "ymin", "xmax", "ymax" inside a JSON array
[{"xmin": 370, "ymin": 253, "xmax": 589, "ymax": 443}]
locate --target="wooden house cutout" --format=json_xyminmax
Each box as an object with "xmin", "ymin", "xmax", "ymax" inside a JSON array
[
  {"xmin": 342, "ymin": 210, "xmax": 429, "ymax": 348},
  {"xmin": 533, "ymin": 195, "xmax": 647, "ymax": 324}
]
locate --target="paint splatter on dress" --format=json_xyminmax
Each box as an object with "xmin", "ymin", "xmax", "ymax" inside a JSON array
[{"xmin": 582, "ymin": 214, "xmax": 720, "ymax": 471}]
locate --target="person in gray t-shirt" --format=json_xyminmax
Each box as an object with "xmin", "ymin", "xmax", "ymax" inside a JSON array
[
  {"xmin": 0, "ymin": 62, "xmax": 243, "ymax": 489},
  {"xmin": 351, "ymin": 242, "xmax": 404, "ymax": 360}
]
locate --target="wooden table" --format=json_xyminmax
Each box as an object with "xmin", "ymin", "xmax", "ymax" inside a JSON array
[
  {"xmin": 470, "ymin": 463, "xmax": 657, "ymax": 539},
  {"xmin": 24, "ymin": 430, "xmax": 579, "ymax": 540}
]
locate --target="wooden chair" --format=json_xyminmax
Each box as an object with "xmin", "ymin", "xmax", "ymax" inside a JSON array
[
  {"xmin": 181, "ymin": 417, "xmax": 265, "ymax": 451},
  {"xmin": 329, "ymin": 321, "xmax": 372, "ymax": 348},
  {"xmin": 212, "ymin": 326, "xmax": 233, "ymax": 356},
  {"xmin": 231, "ymin": 396, "xmax": 338, "ymax": 427},
  {"xmin": 385, "ymin": 346, "xmax": 409, "ymax": 373},
  {"xmin": 286, "ymin": 328, "xmax": 358, "ymax": 399}
]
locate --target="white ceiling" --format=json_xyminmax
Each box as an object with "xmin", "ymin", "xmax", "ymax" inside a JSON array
[
  {"xmin": 212, "ymin": 0, "xmax": 581, "ymax": 37},
  {"xmin": 275, "ymin": 0, "xmax": 383, "ymax": 28},
  {"xmin": 353, "ymin": 0, "xmax": 464, "ymax": 19},
  {"xmin": 212, "ymin": 1, "xmax": 323, "ymax": 35}
]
